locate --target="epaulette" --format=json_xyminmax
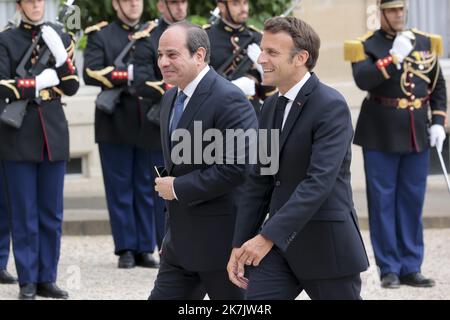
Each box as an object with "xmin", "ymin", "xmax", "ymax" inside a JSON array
[
  {"xmin": 343, "ymin": 31, "xmax": 373, "ymax": 63},
  {"xmin": 248, "ymin": 25, "xmax": 262, "ymax": 34},
  {"xmin": 131, "ymin": 20, "xmax": 157, "ymax": 40},
  {"xmin": 357, "ymin": 31, "xmax": 375, "ymax": 42},
  {"xmin": 85, "ymin": 21, "xmax": 108, "ymax": 35},
  {"xmin": 202, "ymin": 24, "xmax": 211, "ymax": 30},
  {"xmin": 411, "ymin": 28, "xmax": 444, "ymax": 57}
]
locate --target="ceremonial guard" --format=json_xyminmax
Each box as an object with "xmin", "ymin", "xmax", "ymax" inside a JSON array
[
  {"xmin": 345, "ymin": 0, "xmax": 447, "ymax": 288},
  {"xmin": 83, "ymin": 0, "xmax": 160, "ymax": 269},
  {"xmin": 0, "ymin": 0, "xmax": 79, "ymax": 299},
  {"xmin": 204, "ymin": 0, "xmax": 276, "ymax": 113},
  {"xmin": 132, "ymin": 0, "xmax": 188, "ymax": 249},
  {"xmin": 0, "ymin": 22, "xmax": 17, "ymax": 286}
]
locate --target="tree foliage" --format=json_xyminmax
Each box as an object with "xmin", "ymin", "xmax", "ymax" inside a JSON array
[{"xmin": 74, "ymin": 0, "xmax": 293, "ymax": 30}]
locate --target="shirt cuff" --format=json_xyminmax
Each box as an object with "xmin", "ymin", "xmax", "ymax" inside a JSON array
[{"xmin": 172, "ymin": 181, "xmax": 179, "ymax": 201}]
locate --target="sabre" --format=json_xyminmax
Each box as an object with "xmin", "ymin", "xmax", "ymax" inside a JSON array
[
  {"xmin": 436, "ymin": 148, "xmax": 450, "ymax": 194},
  {"xmin": 281, "ymin": 0, "xmax": 302, "ymax": 17}
]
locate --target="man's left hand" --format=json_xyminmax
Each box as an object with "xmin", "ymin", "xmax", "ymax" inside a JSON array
[
  {"xmin": 236, "ymin": 234, "xmax": 274, "ymax": 276},
  {"xmin": 155, "ymin": 177, "xmax": 176, "ymax": 201}
]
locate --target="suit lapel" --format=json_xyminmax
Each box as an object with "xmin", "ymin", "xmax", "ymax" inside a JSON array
[
  {"xmin": 279, "ymin": 73, "xmax": 320, "ymax": 153},
  {"xmin": 175, "ymin": 69, "xmax": 216, "ymax": 132},
  {"xmin": 166, "ymin": 68, "xmax": 217, "ymax": 174},
  {"xmin": 161, "ymin": 88, "xmax": 177, "ymax": 168}
]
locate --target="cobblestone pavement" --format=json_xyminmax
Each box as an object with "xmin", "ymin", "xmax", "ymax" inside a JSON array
[{"xmin": 0, "ymin": 230, "xmax": 449, "ymax": 300}]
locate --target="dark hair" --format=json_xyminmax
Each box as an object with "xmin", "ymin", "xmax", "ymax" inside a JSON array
[
  {"xmin": 169, "ymin": 21, "xmax": 211, "ymax": 64},
  {"xmin": 264, "ymin": 16, "xmax": 320, "ymax": 71}
]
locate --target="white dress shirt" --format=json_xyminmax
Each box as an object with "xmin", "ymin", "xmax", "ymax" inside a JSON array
[
  {"xmin": 170, "ymin": 65, "xmax": 211, "ymax": 200},
  {"xmin": 280, "ymin": 72, "xmax": 311, "ymax": 130}
]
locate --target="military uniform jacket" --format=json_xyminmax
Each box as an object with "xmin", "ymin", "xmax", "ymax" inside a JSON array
[
  {"xmin": 132, "ymin": 18, "xmax": 170, "ymax": 150},
  {"xmin": 345, "ymin": 29, "xmax": 447, "ymax": 153},
  {"xmin": 83, "ymin": 20, "xmax": 155, "ymax": 148},
  {"xmin": 205, "ymin": 19, "xmax": 276, "ymax": 104},
  {"xmin": 0, "ymin": 21, "xmax": 79, "ymax": 162}
]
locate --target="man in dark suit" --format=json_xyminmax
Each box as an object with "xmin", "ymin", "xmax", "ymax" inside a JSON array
[
  {"xmin": 133, "ymin": 0, "xmax": 189, "ymax": 251},
  {"xmin": 228, "ymin": 16, "xmax": 369, "ymax": 300},
  {"xmin": 151, "ymin": 21, "xmax": 257, "ymax": 300}
]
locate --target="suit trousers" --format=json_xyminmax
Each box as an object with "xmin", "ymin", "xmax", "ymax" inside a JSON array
[
  {"xmin": 149, "ymin": 236, "xmax": 244, "ymax": 300},
  {"xmin": 246, "ymin": 247, "xmax": 362, "ymax": 300}
]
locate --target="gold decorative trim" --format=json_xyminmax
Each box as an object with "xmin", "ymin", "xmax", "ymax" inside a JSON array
[
  {"xmin": 61, "ymin": 75, "xmax": 79, "ymax": 82},
  {"xmin": 52, "ymin": 87, "xmax": 64, "ymax": 96},
  {"xmin": 0, "ymin": 80, "xmax": 20, "ymax": 99},
  {"xmin": 248, "ymin": 25, "xmax": 262, "ymax": 34},
  {"xmin": 344, "ymin": 40, "xmax": 366, "ymax": 63},
  {"xmin": 380, "ymin": 1, "xmax": 405, "ymax": 10},
  {"xmin": 86, "ymin": 67, "xmax": 114, "ymax": 88},
  {"xmin": 265, "ymin": 89, "xmax": 278, "ymax": 97},
  {"xmin": 145, "ymin": 81, "xmax": 165, "ymax": 95},
  {"xmin": 380, "ymin": 67, "xmax": 390, "ymax": 80},
  {"xmin": 131, "ymin": 21, "xmax": 157, "ymax": 40},
  {"xmin": 85, "ymin": 21, "xmax": 108, "ymax": 34},
  {"xmin": 432, "ymin": 111, "xmax": 448, "ymax": 117}
]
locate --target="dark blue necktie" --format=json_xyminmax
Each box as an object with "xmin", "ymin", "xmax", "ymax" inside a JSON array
[
  {"xmin": 170, "ymin": 91, "xmax": 188, "ymax": 136},
  {"xmin": 274, "ymin": 96, "xmax": 289, "ymax": 131}
]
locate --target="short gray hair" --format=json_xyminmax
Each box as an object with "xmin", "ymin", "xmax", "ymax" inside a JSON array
[{"xmin": 169, "ymin": 21, "xmax": 211, "ymax": 64}]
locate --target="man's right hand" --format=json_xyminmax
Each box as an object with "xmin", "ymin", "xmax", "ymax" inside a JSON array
[
  {"xmin": 35, "ymin": 68, "xmax": 60, "ymax": 96},
  {"xmin": 390, "ymin": 32, "xmax": 414, "ymax": 69},
  {"xmin": 227, "ymin": 248, "xmax": 249, "ymax": 289}
]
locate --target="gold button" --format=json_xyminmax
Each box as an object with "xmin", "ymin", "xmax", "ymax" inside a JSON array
[
  {"xmin": 398, "ymin": 98, "xmax": 409, "ymax": 109},
  {"xmin": 40, "ymin": 90, "xmax": 50, "ymax": 100}
]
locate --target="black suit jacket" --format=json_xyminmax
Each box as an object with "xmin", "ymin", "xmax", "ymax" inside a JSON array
[
  {"xmin": 233, "ymin": 73, "xmax": 369, "ymax": 280},
  {"xmin": 160, "ymin": 68, "xmax": 258, "ymax": 271}
]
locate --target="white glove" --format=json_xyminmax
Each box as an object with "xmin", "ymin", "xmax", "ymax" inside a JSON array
[
  {"xmin": 247, "ymin": 43, "xmax": 261, "ymax": 64},
  {"xmin": 429, "ymin": 124, "xmax": 447, "ymax": 153},
  {"xmin": 232, "ymin": 76, "xmax": 256, "ymax": 96},
  {"xmin": 35, "ymin": 68, "xmax": 60, "ymax": 97},
  {"xmin": 247, "ymin": 43, "xmax": 264, "ymax": 77},
  {"xmin": 127, "ymin": 64, "xmax": 134, "ymax": 82},
  {"xmin": 41, "ymin": 25, "xmax": 68, "ymax": 68},
  {"xmin": 390, "ymin": 32, "xmax": 414, "ymax": 69},
  {"xmin": 127, "ymin": 64, "xmax": 134, "ymax": 86}
]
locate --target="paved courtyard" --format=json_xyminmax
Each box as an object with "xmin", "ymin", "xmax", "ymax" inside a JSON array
[{"xmin": 0, "ymin": 229, "xmax": 449, "ymax": 300}]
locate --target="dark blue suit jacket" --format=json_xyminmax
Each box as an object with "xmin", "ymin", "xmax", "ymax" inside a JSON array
[
  {"xmin": 233, "ymin": 73, "xmax": 369, "ymax": 280},
  {"xmin": 160, "ymin": 68, "xmax": 258, "ymax": 271}
]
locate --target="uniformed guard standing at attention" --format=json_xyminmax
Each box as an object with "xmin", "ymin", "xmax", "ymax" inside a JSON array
[
  {"xmin": 345, "ymin": 0, "xmax": 447, "ymax": 289},
  {"xmin": 83, "ymin": 0, "xmax": 159, "ymax": 269},
  {"xmin": 204, "ymin": 0, "xmax": 276, "ymax": 114},
  {"xmin": 0, "ymin": 0, "xmax": 79, "ymax": 299},
  {"xmin": 132, "ymin": 0, "xmax": 189, "ymax": 252},
  {"xmin": 0, "ymin": 22, "xmax": 18, "ymax": 286}
]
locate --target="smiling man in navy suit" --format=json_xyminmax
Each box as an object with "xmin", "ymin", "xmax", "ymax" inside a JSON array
[
  {"xmin": 228, "ymin": 16, "xmax": 369, "ymax": 300},
  {"xmin": 150, "ymin": 21, "xmax": 257, "ymax": 300}
]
